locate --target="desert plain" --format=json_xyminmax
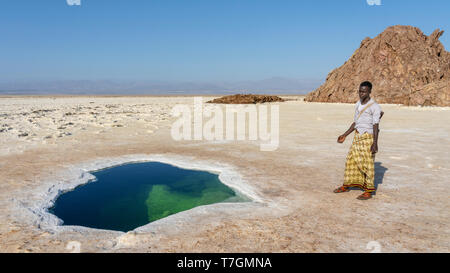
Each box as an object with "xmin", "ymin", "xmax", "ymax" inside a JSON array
[{"xmin": 0, "ymin": 95, "xmax": 448, "ymax": 252}]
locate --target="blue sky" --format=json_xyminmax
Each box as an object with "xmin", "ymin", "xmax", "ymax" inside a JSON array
[{"xmin": 0, "ymin": 0, "xmax": 449, "ymax": 92}]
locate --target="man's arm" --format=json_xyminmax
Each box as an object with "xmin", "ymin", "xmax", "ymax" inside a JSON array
[
  {"xmin": 371, "ymin": 104, "xmax": 382, "ymax": 154},
  {"xmin": 337, "ymin": 122, "xmax": 355, "ymax": 143},
  {"xmin": 371, "ymin": 123, "xmax": 379, "ymax": 154}
]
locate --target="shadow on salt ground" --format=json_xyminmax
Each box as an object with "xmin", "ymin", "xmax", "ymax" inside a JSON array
[{"xmin": 373, "ymin": 162, "xmax": 388, "ymax": 195}]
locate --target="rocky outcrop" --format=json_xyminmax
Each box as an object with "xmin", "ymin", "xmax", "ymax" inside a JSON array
[
  {"xmin": 207, "ymin": 94, "xmax": 285, "ymax": 104},
  {"xmin": 403, "ymin": 80, "xmax": 449, "ymax": 106},
  {"xmin": 305, "ymin": 25, "xmax": 450, "ymax": 106}
]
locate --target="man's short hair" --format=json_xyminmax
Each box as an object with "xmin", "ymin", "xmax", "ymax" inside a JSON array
[{"xmin": 360, "ymin": 81, "xmax": 373, "ymax": 91}]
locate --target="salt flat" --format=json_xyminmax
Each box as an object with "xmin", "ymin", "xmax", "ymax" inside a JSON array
[{"xmin": 0, "ymin": 95, "xmax": 448, "ymax": 252}]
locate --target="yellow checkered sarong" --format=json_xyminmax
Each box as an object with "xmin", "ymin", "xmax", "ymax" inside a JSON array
[{"xmin": 343, "ymin": 131, "xmax": 376, "ymax": 192}]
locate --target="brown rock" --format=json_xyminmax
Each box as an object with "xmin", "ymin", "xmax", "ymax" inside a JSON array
[
  {"xmin": 207, "ymin": 94, "xmax": 285, "ymax": 104},
  {"xmin": 407, "ymin": 80, "xmax": 450, "ymax": 106},
  {"xmin": 305, "ymin": 25, "xmax": 450, "ymax": 106}
]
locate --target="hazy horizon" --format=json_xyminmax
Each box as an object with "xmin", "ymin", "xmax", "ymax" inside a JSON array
[
  {"xmin": 1, "ymin": 1, "xmax": 449, "ymax": 95},
  {"xmin": 0, "ymin": 77, "xmax": 323, "ymax": 95}
]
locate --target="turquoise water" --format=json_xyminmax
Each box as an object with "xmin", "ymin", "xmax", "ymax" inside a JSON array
[{"xmin": 49, "ymin": 162, "xmax": 248, "ymax": 232}]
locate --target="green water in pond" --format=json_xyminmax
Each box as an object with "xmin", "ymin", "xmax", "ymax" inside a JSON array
[{"xmin": 49, "ymin": 162, "xmax": 248, "ymax": 232}]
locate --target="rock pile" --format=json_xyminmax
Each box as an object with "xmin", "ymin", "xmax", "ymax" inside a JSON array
[
  {"xmin": 207, "ymin": 94, "xmax": 285, "ymax": 104},
  {"xmin": 305, "ymin": 25, "xmax": 450, "ymax": 106}
]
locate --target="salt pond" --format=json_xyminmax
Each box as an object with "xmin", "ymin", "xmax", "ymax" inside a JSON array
[{"xmin": 49, "ymin": 162, "xmax": 249, "ymax": 232}]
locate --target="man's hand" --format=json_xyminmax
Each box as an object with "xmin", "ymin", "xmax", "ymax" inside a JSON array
[
  {"xmin": 339, "ymin": 123, "xmax": 355, "ymax": 144},
  {"xmin": 371, "ymin": 142, "xmax": 378, "ymax": 154}
]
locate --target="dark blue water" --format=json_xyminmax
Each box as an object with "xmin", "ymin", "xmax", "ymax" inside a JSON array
[{"xmin": 49, "ymin": 162, "xmax": 247, "ymax": 232}]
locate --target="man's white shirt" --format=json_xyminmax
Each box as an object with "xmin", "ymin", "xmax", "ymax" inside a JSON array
[{"xmin": 354, "ymin": 98, "xmax": 382, "ymax": 135}]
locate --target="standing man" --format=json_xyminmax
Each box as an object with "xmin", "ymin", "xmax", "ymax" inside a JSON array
[{"xmin": 334, "ymin": 81, "xmax": 383, "ymax": 200}]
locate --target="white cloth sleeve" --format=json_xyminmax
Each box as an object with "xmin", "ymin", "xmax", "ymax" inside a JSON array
[{"xmin": 372, "ymin": 104, "xmax": 382, "ymax": 124}]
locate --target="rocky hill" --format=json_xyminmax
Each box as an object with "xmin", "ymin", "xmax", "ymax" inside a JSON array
[{"xmin": 305, "ymin": 25, "xmax": 450, "ymax": 106}]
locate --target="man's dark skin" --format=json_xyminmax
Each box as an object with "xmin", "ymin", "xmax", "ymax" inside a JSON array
[{"xmin": 337, "ymin": 85, "xmax": 379, "ymax": 154}]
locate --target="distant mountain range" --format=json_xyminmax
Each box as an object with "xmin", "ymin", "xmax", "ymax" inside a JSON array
[{"xmin": 0, "ymin": 77, "xmax": 323, "ymax": 95}]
